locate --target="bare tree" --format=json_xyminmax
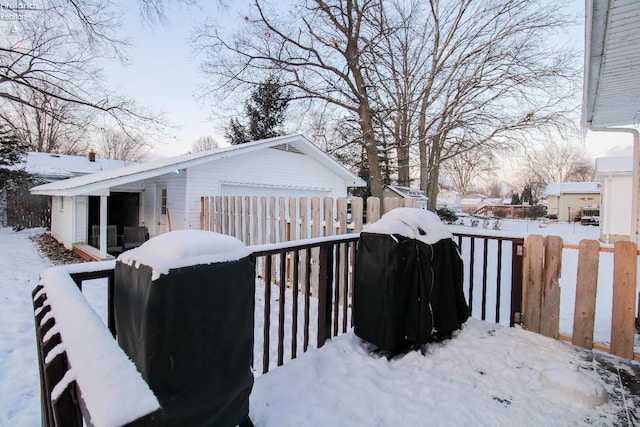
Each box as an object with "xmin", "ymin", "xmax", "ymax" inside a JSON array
[
  {"xmin": 442, "ymin": 148, "xmax": 496, "ymax": 197},
  {"xmin": 196, "ymin": 0, "xmax": 579, "ymax": 205},
  {"xmin": 195, "ymin": 0, "xmax": 387, "ymax": 198},
  {"xmin": 192, "ymin": 135, "xmax": 220, "ymax": 152},
  {"xmin": 95, "ymin": 128, "xmax": 150, "ymax": 162},
  {"xmin": 523, "ymin": 138, "xmax": 594, "ymax": 184},
  {"xmin": 0, "ymin": 85, "xmax": 93, "ymax": 154}
]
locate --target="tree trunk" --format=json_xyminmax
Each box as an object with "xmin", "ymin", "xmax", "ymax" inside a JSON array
[
  {"xmin": 360, "ymin": 107, "xmax": 384, "ymax": 200},
  {"xmin": 426, "ymin": 132, "xmax": 442, "ymax": 211}
]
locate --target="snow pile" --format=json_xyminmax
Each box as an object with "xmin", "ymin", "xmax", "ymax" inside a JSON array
[
  {"xmin": 539, "ymin": 363, "xmax": 608, "ymax": 407},
  {"xmin": 363, "ymin": 207, "xmax": 453, "ymax": 244},
  {"xmin": 38, "ymin": 266, "xmax": 160, "ymax": 426},
  {"xmin": 117, "ymin": 230, "xmax": 252, "ymax": 280}
]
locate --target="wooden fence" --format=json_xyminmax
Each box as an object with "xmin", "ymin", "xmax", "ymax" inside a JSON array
[
  {"xmin": 200, "ymin": 195, "xmax": 422, "ymax": 245},
  {"xmin": 523, "ymin": 235, "xmax": 639, "ymax": 360}
]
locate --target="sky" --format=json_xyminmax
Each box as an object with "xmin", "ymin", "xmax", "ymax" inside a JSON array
[{"xmin": 102, "ymin": 0, "xmax": 634, "ymax": 161}]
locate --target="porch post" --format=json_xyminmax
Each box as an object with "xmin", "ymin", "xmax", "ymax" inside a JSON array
[{"xmin": 100, "ymin": 195, "xmax": 108, "ymax": 259}]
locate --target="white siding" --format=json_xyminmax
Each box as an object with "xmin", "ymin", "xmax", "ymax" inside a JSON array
[
  {"xmin": 600, "ymin": 174, "xmax": 633, "ymax": 241},
  {"xmin": 50, "ymin": 196, "xmax": 74, "ymax": 250},
  {"xmin": 138, "ymin": 171, "xmax": 186, "ymax": 237},
  {"xmin": 74, "ymin": 196, "xmax": 88, "ymax": 244},
  {"xmin": 186, "ymin": 148, "xmax": 348, "ymax": 229}
]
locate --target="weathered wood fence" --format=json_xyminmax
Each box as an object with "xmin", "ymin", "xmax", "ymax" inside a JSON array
[
  {"xmin": 200, "ymin": 195, "xmax": 421, "ymax": 244},
  {"xmin": 523, "ymin": 235, "xmax": 639, "ymax": 360}
]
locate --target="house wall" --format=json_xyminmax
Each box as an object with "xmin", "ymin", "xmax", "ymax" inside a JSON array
[
  {"xmin": 138, "ymin": 171, "xmax": 186, "ymax": 237},
  {"xmin": 547, "ymin": 196, "xmax": 560, "ymax": 219},
  {"xmin": 555, "ymin": 193, "xmax": 601, "ymax": 222},
  {"xmin": 50, "ymin": 196, "xmax": 74, "ymax": 250},
  {"xmin": 599, "ymin": 174, "xmax": 633, "ymax": 243},
  {"xmin": 74, "ymin": 196, "xmax": 88, "ymax": 244},
  {"xmin": 185, "ymin": 147, "xmax": 348, "ymax": 230}
]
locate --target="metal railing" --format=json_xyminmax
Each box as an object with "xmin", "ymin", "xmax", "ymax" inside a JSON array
[{"xmin": 34, "ymin": 231, "xmax": 524, "ymax": 425}]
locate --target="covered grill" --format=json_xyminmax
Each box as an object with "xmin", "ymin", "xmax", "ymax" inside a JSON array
[
  {"xmin": 114, "ymin": 230, "xmax": 254, "ymax": 427},
  {"xmin": 354, "ymin": 208, "xmax": 469, "ymax": 354}
]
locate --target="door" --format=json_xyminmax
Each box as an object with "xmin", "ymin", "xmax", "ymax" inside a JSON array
[{"xmin": 155, "ymin": 184, "xmax": 169, "ymax": 234}]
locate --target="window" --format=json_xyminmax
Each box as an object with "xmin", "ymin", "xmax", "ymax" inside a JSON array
[
  {"xmin": 161, "ymin": 188, "xmax": 167, "ymax": 214},
  {"xmin": 59, "ymin": 196, "xmax": 64, "ymax": 212}
]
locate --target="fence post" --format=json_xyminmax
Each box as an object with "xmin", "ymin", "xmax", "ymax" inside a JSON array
[
  {"xmin": 540, "ymin": 235, "xmax": 562, "ymax": 339},
  {"xmin": 366, "ymin": 196, "xmax": 380, "ymax": 225},
  {"xmin": 572, "ymin": 239, "xmax": 600, "ymax": 349},
  {"xmin": 610, "ymin": 241, "xmax": 637, "ymax": 359},
  {"xmin": 523, "ymin": 234, "xmax": 544, "ymax": 333},
  {"xmin": 317, "ymin": 243, "xmax": 334, "ymax": 348},
  {"xmin": 509, "ymin": 239, "xmax": 524, "ymax": 327}
]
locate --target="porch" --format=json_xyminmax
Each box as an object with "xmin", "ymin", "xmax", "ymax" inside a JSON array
[{"xmin": 33, "ymin": 228, "xmax": 640, "ymax": 426}]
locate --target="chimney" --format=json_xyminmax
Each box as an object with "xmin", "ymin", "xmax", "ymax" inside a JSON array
[{"xmin": 88, "ymin": 151, "xmax": 96, "ymax": 162}]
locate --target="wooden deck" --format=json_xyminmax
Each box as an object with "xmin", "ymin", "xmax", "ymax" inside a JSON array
[{"xmin": 72, "ymin": 243, "xmax": 115, "ymax": 261}]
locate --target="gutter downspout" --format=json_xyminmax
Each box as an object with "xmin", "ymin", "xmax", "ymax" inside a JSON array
[{"xmin": 586, "ymin": 122, "xmax": 639, "ymax": 243}]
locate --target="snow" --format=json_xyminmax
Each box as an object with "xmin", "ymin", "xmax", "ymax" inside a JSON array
[
  {"xmin": 544, "ymin": 182, "xmax": 602, "ymax": 196},
  {"xmin": 38, "ymin": 266, "xmax": 160, "ymax": 426},
  {"xmin": 117, "ymin": 230, "xmax": 252, "ymax": 280},
  {"xmin": 363, "ymin": 207, "xmax": 453, "ymax": 245},
  {"xmin": 1, "ymin": 222, "xmax": 638, "ymax": 426},
  {"xmin": 20, "ymin": 152, "xmax": 132, "ymax": 179},
  {"xmin": 539, "ymin": 362, "xmax": 608, "ymax": 407}
]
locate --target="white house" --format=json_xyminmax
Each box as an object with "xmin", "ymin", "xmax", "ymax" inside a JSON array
[
  {"xmin": 595, "ymin": 156, "xmax": 633, "ymax": 243},
  {"xmin": 543, "ymin": 182, "xmax": 601, "ymax": 222},
  {"xmin": 31, "ymin": 135, "xmax": 366, "ymax": 259}
]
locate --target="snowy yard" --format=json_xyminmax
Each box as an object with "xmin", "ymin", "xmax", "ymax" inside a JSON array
[{"xmin": 1, "ymin": 220, "xmax": 639, "ymax": 426}]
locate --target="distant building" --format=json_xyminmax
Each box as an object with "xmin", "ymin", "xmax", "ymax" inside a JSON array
[
  {"xmin": 595, "ymin": 156, "xmax": 633, "ymax": 243},
  {"xmin": 543, "ymin": 182, "xmax": 601, "ymax": 222},
  {"xmin": 437, "ymin": 189, "xmax": 462, "ymax": 211},
  {"xmin": 383, "ymin": 185, "xmax": 428, "ymax": 209},
  {"xmin": 0, "ymin": 152, "xmax": 130, "ymax": 228}
]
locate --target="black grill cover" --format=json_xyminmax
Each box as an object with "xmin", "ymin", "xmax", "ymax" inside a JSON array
[
  {"xmin": 114, "ymin": 256, "xmax": 255, "ymax": 427},
  {"xmin": 354, "ymin": 232, "xmax": 469, "ymax": 354}
]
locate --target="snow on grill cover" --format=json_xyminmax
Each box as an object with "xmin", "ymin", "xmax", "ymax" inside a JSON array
[
  {"xmin": 354, "ymin": 208, "xmax": 469, "ymax": 354},
  {"xmin": 114, "ymin": 230, "xmax": 254, "ymax": 427}
]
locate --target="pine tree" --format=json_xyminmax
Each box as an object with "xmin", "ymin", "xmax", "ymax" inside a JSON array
[
  {"xmin": 226, "ymin": 76, "xmax": 291, "ymax": 145},
  {"xmin": 0, "ymin": 124, "xmax": 28, "ymax": 190}
]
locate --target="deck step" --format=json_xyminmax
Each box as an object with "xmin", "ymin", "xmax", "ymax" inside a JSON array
[{"xmin": 73, "ymin": 243, "xmax": 115, "ymax": 261}]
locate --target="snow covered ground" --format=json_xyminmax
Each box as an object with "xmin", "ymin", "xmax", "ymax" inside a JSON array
[{"xmin": 1, "ymin": 221, "xmax": 638, "ymax": 426}]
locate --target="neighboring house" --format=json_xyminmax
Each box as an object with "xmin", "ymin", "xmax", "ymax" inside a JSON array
[
  {"xmin": 595, "ymin": 156, "xmax": 633, "ymax": 243},
  {"xmin": 437, "ymin": 189, "xmax": 462, "ymax": 212},
  {"xmin": 383, "ymin": 185, "xmax": 428, "ymax": 209},
  {"xmin": 543, "ymin": 182, "xmax": 601, "ymax": 222},
  {"xmin": 31, "ymin": 135, "xmax": 366, "ymax": 260},
  {"xmin": 0, "ymin": 152, "xmax": 130, "ymax": 228}
]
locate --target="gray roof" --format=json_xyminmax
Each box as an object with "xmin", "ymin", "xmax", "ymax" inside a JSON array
[{"xmin": 583, "ymin": 0, "xmax": 640, "ymax": 127}]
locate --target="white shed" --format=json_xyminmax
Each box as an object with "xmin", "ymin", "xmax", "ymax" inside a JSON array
[
  {"xmin": 595, "ymin": 156, "xmax": 633, "ymax": 243},
  {"xmin": 31, "ymin": 135, "xmax": 366, "ymax": 259}
]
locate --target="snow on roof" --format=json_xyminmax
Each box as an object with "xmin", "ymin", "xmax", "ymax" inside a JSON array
[
  {"xmin": 543, "ymin": 182, "xmax": 601, "ymax": 196},
  {"xmin": 22, "ymin": 152, "xmax": 132, "ymax": 179},
  {"xmin": 118, "ymin": 230, "xmax": 252, "ymax": 280},
  {"xmin": 30, "ymin": 135, "xmax": 366, "ymax": 196},
  {"xmin": 595, "ymin": 156, "xmax": 632, "ymax": 174},
  {"xmin": 385, "ymin": 185, "xmax": 429, "ymax": 200},
  {"xmin": 363, "ymin": 207, "xmax": 453, "ymax": 245}
]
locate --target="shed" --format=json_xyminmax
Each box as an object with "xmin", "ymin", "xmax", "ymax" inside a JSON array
[
  {"xmin": 595, "ymin": 156, "xmax": 633, "ymax": 243},
  {"xmin": 543, "ymin": 182, "xmax": 601, "ymax": 222},
  {"xmin": 30, "ymin": 135, "xmax": 366, "ymax": 259}
]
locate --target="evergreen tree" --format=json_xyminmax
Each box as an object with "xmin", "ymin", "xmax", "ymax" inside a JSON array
[
  {"xmin": 511, "ymin": 193, "xmax": 521, "ymax": 205},
  {"xmin": 0, "ymin": 124, "xmax": 28, "ymax": 190},
  {"xmin": 226, "ymin": 76, "xmax": 291, "ymax": 145}
]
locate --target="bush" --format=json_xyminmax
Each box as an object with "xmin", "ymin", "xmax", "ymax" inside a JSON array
[
  {"xmin": 525, "ymin": 205, "xmax": 546, "ymax": 219},
  {"xmin": 436, "ymin": 207, "xmax": 459, "ymax": 224}
]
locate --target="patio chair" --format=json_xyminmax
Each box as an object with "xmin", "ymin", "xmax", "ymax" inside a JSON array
[
  {"xmin": 90, "ymin": 225, "xmax": 123, "ymax": 254},
  {"xmin": 123, "ymin": 226, "xmax": 148, "ymax": 250}
]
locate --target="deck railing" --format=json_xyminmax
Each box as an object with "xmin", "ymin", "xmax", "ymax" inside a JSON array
[{"xmin": 34, "ymin": 231, "xmax": 522, "ymax": 426}]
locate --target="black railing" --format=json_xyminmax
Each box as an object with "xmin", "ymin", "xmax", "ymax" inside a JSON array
[{"xmin": 34, "ymin": 231, "xmax": 524, "ymax": 426}]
